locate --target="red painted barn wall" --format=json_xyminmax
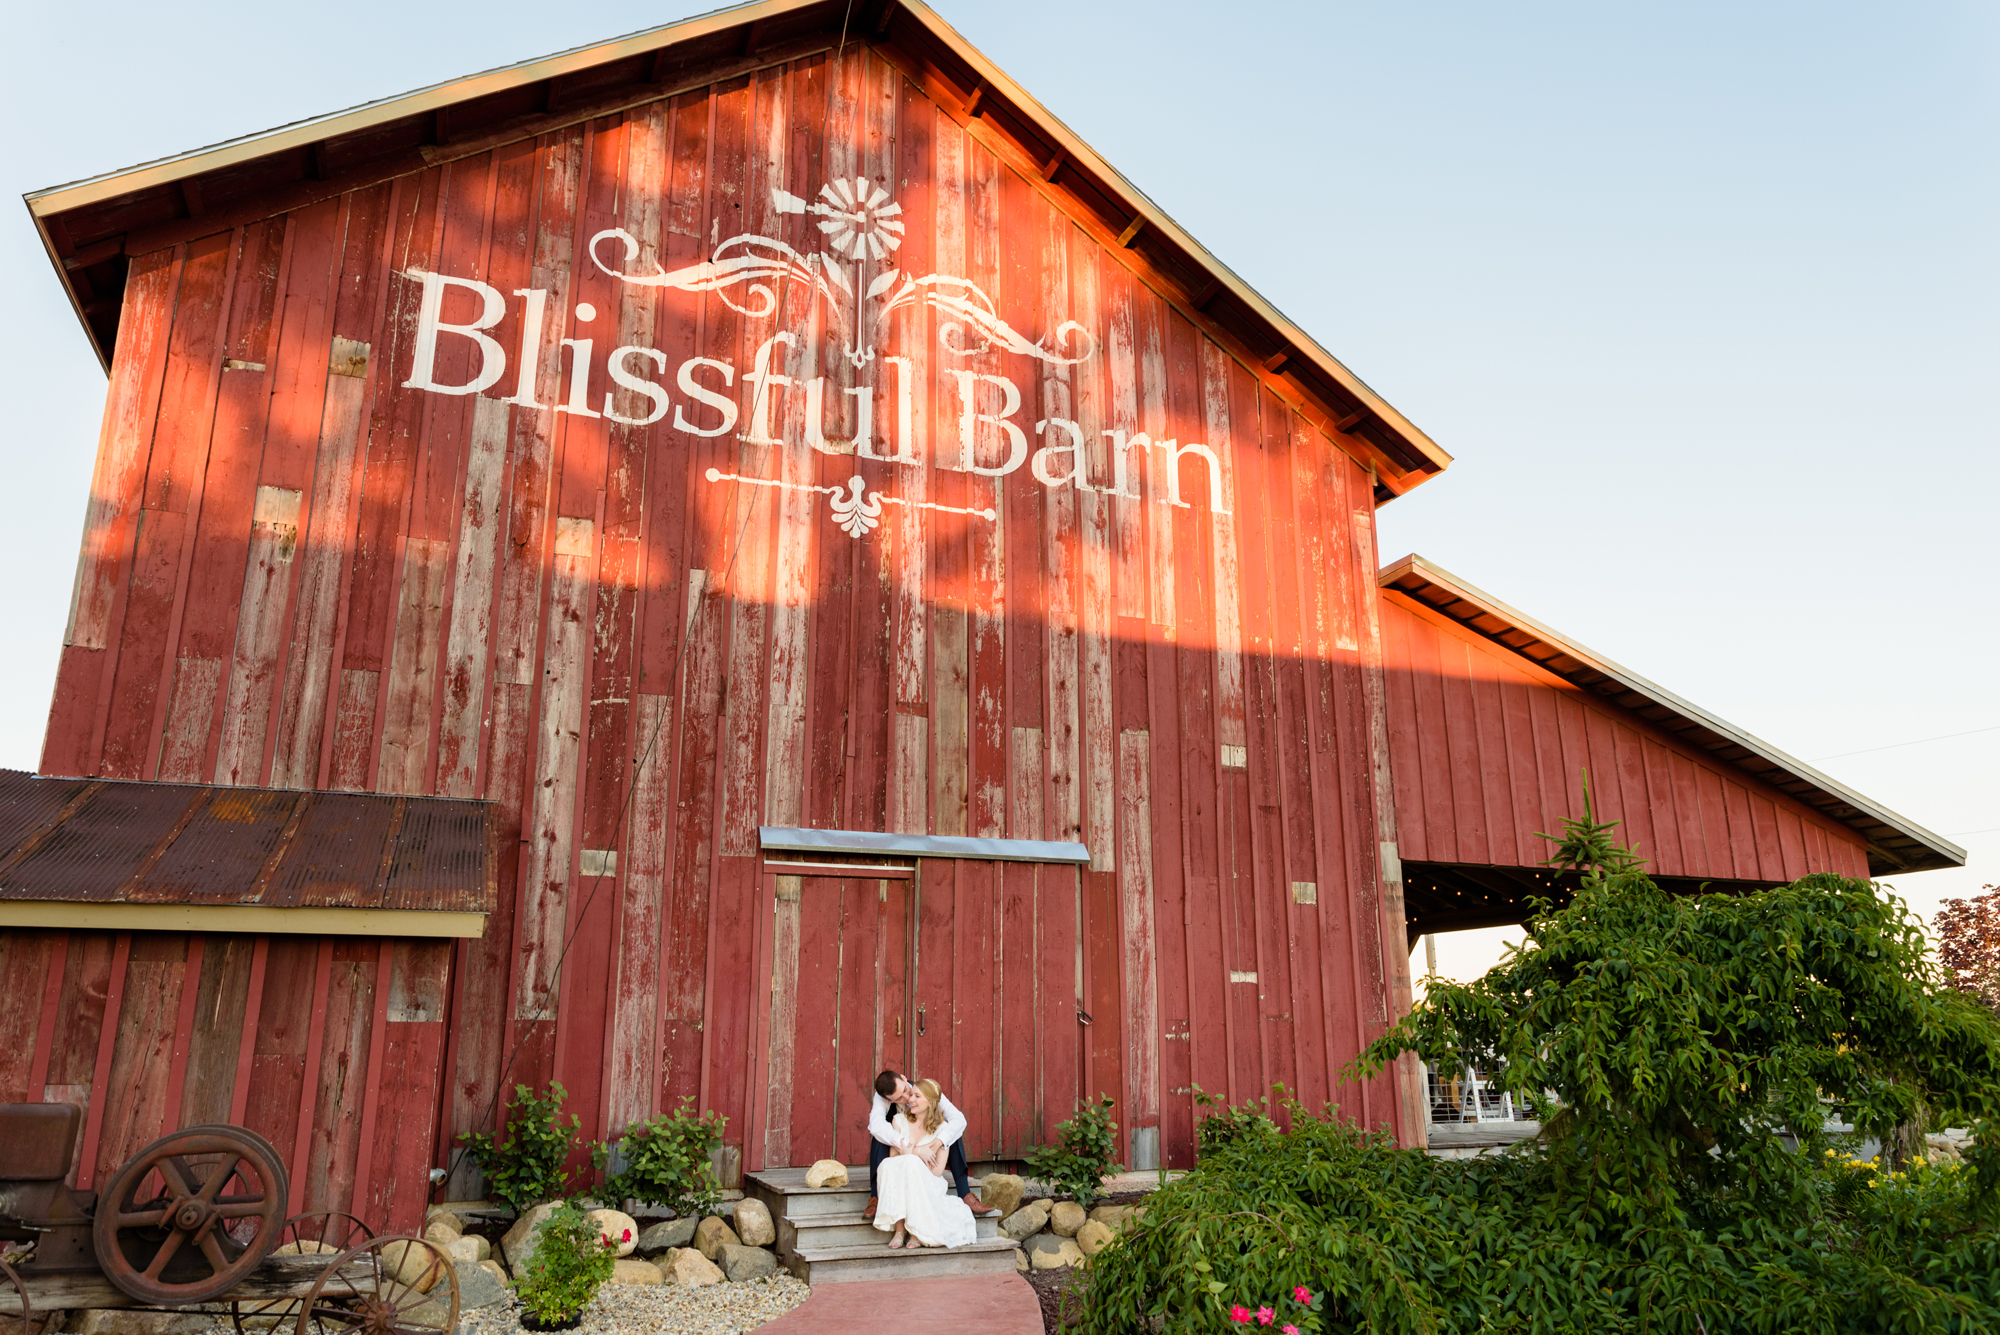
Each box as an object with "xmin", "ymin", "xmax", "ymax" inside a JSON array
[
  {"xmin": 1380, "ymin": 592, "xmax": 1871, "ymax": 881},
  {"xmin": 25, "ymin": 43, "xmax": 1421, "ymax": 1196}
]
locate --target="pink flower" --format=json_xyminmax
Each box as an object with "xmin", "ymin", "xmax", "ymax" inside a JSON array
[
  {"xmin": 1256, "ymin": 1309, "xmax": 1275, "ymax": 1327},
  {"xmin": 1283, "ymin": 1327, "xmax": 1300, "ymax": 1335},
  {"xmin": 621, "ymin": 1228, "xmax": 632, "ymax": 1242},
  {"xmin": 1293, "ymin": 1287, "xmax": 1312, "ymax": 1304},
  {"xmin": 1229, "ymin": 1307, "xmax": 1252, "ymax": 1324}
]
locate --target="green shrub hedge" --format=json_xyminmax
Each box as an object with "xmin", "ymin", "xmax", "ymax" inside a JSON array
[
  {"xmin": 1078, "ymin": 816, "xmax": 2000, "ymax": 1334},
  {"xmin": 1080, "ymin": 1105, "xmax": 1998, "ymax": 1334}
]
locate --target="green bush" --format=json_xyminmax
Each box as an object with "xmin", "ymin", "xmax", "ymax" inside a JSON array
[
  {"xmin": 1079, "ymin": 1105, "xmax": 2000, "ymax": 1334},
  {"xmin": 515, "ymin": 1200, "xmax": 618, "ymax": 1326},
  {"xmin": 457, "ymin": 1082, "xmax": 582, "ymax": 1212},
  {"xmin": 1024, "ymin": 1095, "xmax": 1124, "ymax": 1208},
  {"xmin": 1076, "ymin": 811, "xmax": 2000, "ymax": 1333},
  {"xmin": 592, "ymin": 1096, "xmax": 726, "ymax": 1216}
]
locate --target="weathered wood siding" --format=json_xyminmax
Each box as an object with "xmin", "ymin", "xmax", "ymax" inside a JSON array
[
  {"xmin": 1380, "ymin": 592, "xmax": 1872, "ymax": 880},
  {"xmin": 22, "ymin": 43, "xmax": 1418, "ymax": 1192}
]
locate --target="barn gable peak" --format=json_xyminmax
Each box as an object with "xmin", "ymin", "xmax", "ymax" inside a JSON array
[{"xmin": 25, "ymin": 0, "xmax": 1449, "ymax": 499}]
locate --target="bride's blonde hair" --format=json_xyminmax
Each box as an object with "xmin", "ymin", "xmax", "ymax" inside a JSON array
[{"xmin": 912, "ymin": 1078, "xmax": 946, "ymax": 1134}]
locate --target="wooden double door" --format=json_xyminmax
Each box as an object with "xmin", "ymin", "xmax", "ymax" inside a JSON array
[{"xmin": 749, "ymin": 859, "xmax": 1086, "ymax": 1171}]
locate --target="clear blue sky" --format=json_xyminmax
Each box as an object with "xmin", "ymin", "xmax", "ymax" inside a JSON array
[{"xmin": 3, "ymin": 2, "xmax": 1993, "ymax": 980}]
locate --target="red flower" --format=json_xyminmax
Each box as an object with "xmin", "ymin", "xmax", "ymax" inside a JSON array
[
  {"xmin": 621, "ymin": 1228, "xmax": 632, "ymax": 1242},
  {"xmin": 1256, "ymin": 1308, "xmax": 1275, "ymax": 1326},
  {"xmin": 1293, "ymin": 1287, "xmax": 1312, "ymax": 1305},
  {"xmin": 1229, "ymin": 1307, "xmax": 1252, "ymax": 1324},
  {"xmin": 1282, "ymin": 1327, "xmax": 1300, "ymax": 1335}
]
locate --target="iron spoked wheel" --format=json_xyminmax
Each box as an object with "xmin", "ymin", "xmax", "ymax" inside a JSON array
[
  {"xmin": 230, "ymin": 1213, "xmax": 377, "ymax": 1335},
  {"xmin": 0, "ymin": 1254, "xmax": 39, "ymax": 1335},
  {"xmin": 293, "ymin": 1236, "xmax": 460, "ymax": 1335},
  {"xmin": 92, "ymin": 1125, "xmax": 290, "ymax": 1305}
]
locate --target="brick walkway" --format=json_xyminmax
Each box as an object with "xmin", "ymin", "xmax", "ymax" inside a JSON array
[{"xmin": 753, "ymin": 1272, "xmax": 1042, "ymax": 1334}]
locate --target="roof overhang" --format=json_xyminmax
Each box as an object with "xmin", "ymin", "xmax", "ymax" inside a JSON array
[
  {"xmin": 1379, "ymin": 554, "xmax": 1965, "ymax": 877},
  {"xmin": 25, "ymin": 0, "xmax": 1449, "ymax": 498},
  {"xmin": 0, "ymin": 770, "xmax": 499, "ymax": 930}
]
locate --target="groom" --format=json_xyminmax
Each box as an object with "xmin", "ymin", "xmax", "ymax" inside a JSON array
[{"xmin": 860, "ymin": 1070, "xmax": 1001, "ymax": 1219}]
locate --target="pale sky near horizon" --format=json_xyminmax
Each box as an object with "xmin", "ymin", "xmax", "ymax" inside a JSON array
[{"xmin": 2, "ymin": 1, "xmax": 1992, "ymax": 989}]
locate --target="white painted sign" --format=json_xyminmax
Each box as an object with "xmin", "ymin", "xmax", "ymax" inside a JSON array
[{"xmin": 400, "ymin": 176, "xmax": 1230, "ymax": 533}]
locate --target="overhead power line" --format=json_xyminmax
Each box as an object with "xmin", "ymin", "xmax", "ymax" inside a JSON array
[{"xmin": 1811, "ymin": 724, "xmax": 2000, "ymax": 763}]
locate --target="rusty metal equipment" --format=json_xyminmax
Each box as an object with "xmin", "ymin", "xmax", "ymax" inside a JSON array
[{"xmin": 0, "ymin": 1104, "xmax": 457, "ymax": 1335}]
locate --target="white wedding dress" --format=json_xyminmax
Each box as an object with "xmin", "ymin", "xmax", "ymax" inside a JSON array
[{"xmin": 872, "ymin": 1115, "xmax": 977, "ymax": 1248}]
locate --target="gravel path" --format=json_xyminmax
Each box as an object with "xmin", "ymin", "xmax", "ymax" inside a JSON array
[{"xmin": 458, "ymin": 1278, "xmax": 811, "ymax": 1335}]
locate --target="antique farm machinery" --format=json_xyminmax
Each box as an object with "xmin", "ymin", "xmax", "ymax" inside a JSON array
[{"xmin": 0, "ymin": 1104, "xmax": 460, "ymax": 1335}]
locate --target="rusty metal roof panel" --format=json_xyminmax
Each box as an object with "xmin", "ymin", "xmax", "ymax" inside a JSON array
[
  {"xmin": 129, "ymin": 787, "xmax": 301, "ymax": 904},
  {"xmin": 382, "ymin": 799, "xmax": 490, "ymax": 913},
  {"xmin": 273, "ymin": 793, "xmax": 400, "ymax": 907},
  {"xmin": 3, "ymin": 780, "xmax": 202, "ymax": 901},
  {"xmin": 0, "ymin": 770, "xmax": 496, "ymax": 919},
  {"xmin": 0, "ymin": 772, "xmax": 94, "ymax": 857}
]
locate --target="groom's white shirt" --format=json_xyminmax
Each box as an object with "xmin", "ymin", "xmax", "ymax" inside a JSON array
[{"xmin": 868, "ymin": 1089, "xmax": 966, "ymax": 1149}]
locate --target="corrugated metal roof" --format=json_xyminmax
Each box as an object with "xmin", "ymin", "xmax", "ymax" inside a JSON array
[{"xmin": 0, "ymin": 770, "xmax": 496, "ymax": 915}]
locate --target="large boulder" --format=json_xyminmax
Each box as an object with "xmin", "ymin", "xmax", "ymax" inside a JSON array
[
  {"xmin": 589, "ymin": 1207, "xmax": 639, "ymax": 1257},
  {"xmin": 1088, "ymin": 1204, "xmax": 1141, "ymax": 1230},
  {"xmin": 1050, "ymin": 1202, "xmax": 1087, "ymax": 1238},
  {"xmin": 476, "ymin": 1260, "xmax": 512, "ymax": 1289},
  {"xmin": 979, "ymin": 1174, "xmax": 1026, "ymax": 1218},
  {"xmin": 1075, "ymin": 1220, "xmax": 1116, "ymax": 1256},
  {"xmin": 610, "ymin": 1258, "xmax": 663, "ymax": 1286},
  {"xmin": 999, "ymin": 1202, "xmax": 1049, "ymax": 1241},
  {"xmin": 661, "ymin": 1247, "xmax": 724, "ymax": 1287},
  {"xmin": 1031, "ymin": 1238, "xmax": 1086, "ymax": 1270},
  {"xmin": 637, "ymin": 1218, "xmax": 698, "ymax": 1254},
  {"xmin": 1014, "ymin": 1248, "xmax": 1029, "ymax": 1272},
  {"xmin": 694, "ymin": 1216, "xmax": 740, "ymax": 1260},
  {"xmin": 273, "ymin": 1239, "xmax": 339, "ymax": 1256},
  {"xmin": 452, "ymin": 1260, "xmax": 508, "ymax": 1310},
  {"xmin": 421, "ymin": 1220, "xmax": 461, "ymax": 1246},
  {"xmin": 805, "ymin": 1159, "xmax": 849, "ymax": 1188},
  {"xmin": 426, "ymin": 1209, "xmax": 467, "ymax": 1235},
  {"xmin": 501, "ymin": 1202, "xmax": 562, "ymax": 1269},
  {"xmin": 719, "ymin": 1243, "xmax": 779, "ymax": 1282},
  {"xmin": 378, "ymin": 1240, "xmax": 448, "ymax": 1291},
  {"xmin": 442, "ymin": 1235, "xmax": 483, "ymax": 1264},
  {"xmin": 733, "ymin": 1198, "xmax": 776, "ymax": 1246}
]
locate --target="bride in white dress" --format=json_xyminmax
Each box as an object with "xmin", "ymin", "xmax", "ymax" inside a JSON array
[{"xmin": 872, "ymin": 1078, "xmax": 977, "ymax": 1250}]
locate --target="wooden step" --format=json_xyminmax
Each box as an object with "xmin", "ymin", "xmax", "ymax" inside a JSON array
[
  {"xmin": 744, "ymin": 1166, "xmax": 872, "ymax": 1219},
  {"xmin": 778, "ymin": 1209, "xmax": 1001, "ymax": 1254},
  {"xmin": 790, "ymin": 1235, "xmax": 1021, "ymax": 1284}
]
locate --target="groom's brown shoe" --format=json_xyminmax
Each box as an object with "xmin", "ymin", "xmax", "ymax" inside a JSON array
[
  {"xmin": 862, "ymin": 1197, "xmax": 878, "ymax": 1219},
  {"xmin": 963, "ymin": 1192, "xmax": 1000, "ymax": 1216}
]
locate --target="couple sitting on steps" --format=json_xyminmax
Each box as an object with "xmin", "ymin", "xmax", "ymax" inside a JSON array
[{"xmin": 861, "ymin": 1069, "xmax": 1001, "ymax": 1250}]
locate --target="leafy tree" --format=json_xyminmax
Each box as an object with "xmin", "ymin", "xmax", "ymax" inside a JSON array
[
  {"xmin": 1362, "ymin": 815, "xmax": 2000, "ymax": 1222},
  {"xmin": 1075, "ymin": 813, "xmax": 2000, "ymax": 1333},
  {"xmin": 1937, "ymin": 885, "xmax": 2000, "ymax": 1016}
]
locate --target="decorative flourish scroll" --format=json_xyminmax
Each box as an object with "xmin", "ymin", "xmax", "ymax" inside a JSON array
[
  {"xmin": 704, "ymin": 468, "xmax": 997, "ymax": 539},
  {"xmin": 589, "ymin": 176, "xmax": 1096, "ymax": 369}
]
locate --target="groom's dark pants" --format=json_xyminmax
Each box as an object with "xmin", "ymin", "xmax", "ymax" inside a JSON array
[{"xmin": 868, "ymin": 1136, "xmax": 972, "ymax": 1197}]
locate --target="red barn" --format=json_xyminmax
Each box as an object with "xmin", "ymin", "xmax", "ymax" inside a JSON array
[{"xmin": 2, "ymin": 0, "xmax": 1959, "ymax": 1228}]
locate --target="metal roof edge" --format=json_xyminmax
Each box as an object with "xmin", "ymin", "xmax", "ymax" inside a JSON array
[
  {"xmin": 1377, "ymin": 553, "xmax": 1966, "ymax": 874},
  {"xmin": 759, "ymin": 825, "xmax": 1091, "ymax": 865},
  {"xmin": 24, "ymin": 0, "xmax": 798, "ymax": 216}
]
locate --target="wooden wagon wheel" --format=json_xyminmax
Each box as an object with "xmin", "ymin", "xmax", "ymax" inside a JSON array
[
  {"xmin": 92, "ymin": 1125, "xmax": 289, "ymax": 1305},
  {"xmin": 0, "ymin": 1254, "xmax": 39, "ymax": 1335},
  {"xmin": 293, "ymin": 1236, "xmax": 460, "ymax": 1335},
  {"xmin": 230, "ymin": 1212, "xmax": 376, "ymax": 1335}
]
